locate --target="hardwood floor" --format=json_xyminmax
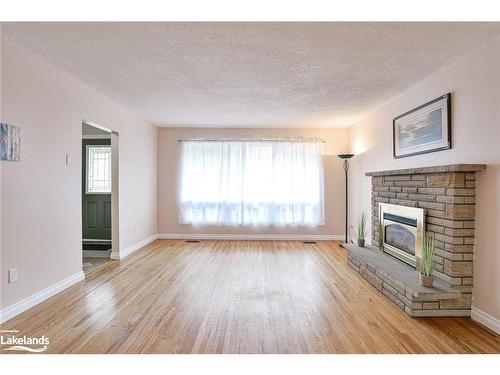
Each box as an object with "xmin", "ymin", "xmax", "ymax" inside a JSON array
[
  {"xmin": 1, "ymin": 240, "xmax": 498, "ymax": 354},
  {"xmin": 82, "ymin": 256, "xmax": 111, "ymax": 273}
]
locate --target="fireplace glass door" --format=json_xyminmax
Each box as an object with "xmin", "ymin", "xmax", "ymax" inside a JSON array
[{"xmin": 379, "ymin": 203, "xmax": 425, "ymax": 269}]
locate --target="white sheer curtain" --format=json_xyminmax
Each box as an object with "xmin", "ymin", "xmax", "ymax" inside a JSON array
[{"xmin": 179, "ymin": 139, "xmax": 325, "ymax": 226}]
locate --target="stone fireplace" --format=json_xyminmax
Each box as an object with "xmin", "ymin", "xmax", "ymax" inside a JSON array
[{"xmin": 345, "ymin": 164, "xmax": 486, "ymax": 317}]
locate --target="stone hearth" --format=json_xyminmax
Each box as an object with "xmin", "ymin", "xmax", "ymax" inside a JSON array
[{"xmin": 346, "ymin": 164, "xmax": 486, "ymax": 317}]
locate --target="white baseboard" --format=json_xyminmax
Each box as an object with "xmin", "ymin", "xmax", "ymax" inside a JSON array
[
  {"xmin": 0, "ymin": 271, "xmax": 85, "ymax": 324},
  {"xmin": 157, "ymin": 233, "xmax": 343, "ymax": 241},
  {"xmin": 110, "ymin": 234, "xmax": 159, "ymax": 260},
  {"xmin": 471, "ymin": 306, "xmax": 500, "ymax": 334}
]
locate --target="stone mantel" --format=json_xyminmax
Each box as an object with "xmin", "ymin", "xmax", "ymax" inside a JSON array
[{"xmin": 365, "ymin": 164, "xmax": 486, "ymax": 177}]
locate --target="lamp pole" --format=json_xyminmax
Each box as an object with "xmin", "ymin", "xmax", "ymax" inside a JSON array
[{"xmin": 337, "ymin": 154, "xmax": 354, "ymax": 244}]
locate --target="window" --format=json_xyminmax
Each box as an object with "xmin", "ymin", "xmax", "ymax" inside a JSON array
[
  {"xmin": 179, "ymin": 140, "xmax": 325, "ymax": 226},
  {"xmin": 86, "ymin": 145, "xmax": 112, "ymax": 193}
]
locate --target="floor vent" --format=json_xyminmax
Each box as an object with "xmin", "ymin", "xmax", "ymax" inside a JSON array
[
  {"xmin": 303, "ymin": 241, "xmax": 317, "ymax": 244},
  {"xmin": 186, "ymin": 240, "xmax": 200, "ymax": 243}
]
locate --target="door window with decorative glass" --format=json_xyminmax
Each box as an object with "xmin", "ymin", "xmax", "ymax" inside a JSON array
[{"xmin": 86, "ymin": 145, "xmax": 112, "ymax": 193}]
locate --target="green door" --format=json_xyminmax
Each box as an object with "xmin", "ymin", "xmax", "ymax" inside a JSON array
[{"xmin": 82, "ymin": 139, "xmax": 112, "ymax": 241}]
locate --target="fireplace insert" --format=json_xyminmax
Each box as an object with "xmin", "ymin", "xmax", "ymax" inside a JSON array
[{"xmin": 378, "ymin": 203, "xmax": 425, "ymax": 268}]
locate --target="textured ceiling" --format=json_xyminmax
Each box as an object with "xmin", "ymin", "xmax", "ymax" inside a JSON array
[{"xmin": 3, "ymin": 22, "xmax": 500, "ymax": 127}]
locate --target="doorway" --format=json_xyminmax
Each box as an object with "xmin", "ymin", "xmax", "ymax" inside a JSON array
[{"xmin": 81, "ymin": 121, "xmax": 119, "ymax": 273}]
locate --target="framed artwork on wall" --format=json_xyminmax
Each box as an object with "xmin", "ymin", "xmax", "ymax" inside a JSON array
[
  {"xmin": 0, "ymin": 123, "xmax": 21, "ymax": 161},
  {"xmin": 393, "ymin": 93, "xmax": 451, "ymax": 159}
]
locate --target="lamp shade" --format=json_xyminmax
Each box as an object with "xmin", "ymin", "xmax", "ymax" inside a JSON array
[{"xmin": 337, "ymin": 153, "xmax": 354, "ymax": 159}]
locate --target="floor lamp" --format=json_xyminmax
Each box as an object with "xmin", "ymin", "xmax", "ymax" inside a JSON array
[{"xmin": 337, "ymin": 153, "xmax": 354, "ymax": 246}]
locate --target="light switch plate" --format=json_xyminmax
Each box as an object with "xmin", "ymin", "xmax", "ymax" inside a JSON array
[{"xmin": 65, "ymin": 153, "xmax": 72, "ymax": 165}]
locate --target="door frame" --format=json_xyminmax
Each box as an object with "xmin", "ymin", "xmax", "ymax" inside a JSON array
[
  {"xmin": 82, "ymin": 138, "xmax": 112, "ymax": 242},
  {"xmin": 82, "ymin": 120, "xmax": 120, "ymax": 259}
]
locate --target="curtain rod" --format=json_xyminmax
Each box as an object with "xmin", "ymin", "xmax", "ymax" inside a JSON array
[{"xmin": 177, "ymin": 138, "xmax": 326, "ymax": 143}]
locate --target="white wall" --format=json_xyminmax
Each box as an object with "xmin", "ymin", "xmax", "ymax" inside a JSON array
[
  {"xmin": 0, "ymin": 24, "xmax": 3, "ymax": 272},
  {"xmin": 0, "ymin": 37, "xmax": 157, "ymax": 310},
  {"xmin": 348, "ymin": 36, "xmax": 500, "ymax": 320},
  {"xmin": 157, "ymin": 127, "xmax": 350, "ymax": 238}
]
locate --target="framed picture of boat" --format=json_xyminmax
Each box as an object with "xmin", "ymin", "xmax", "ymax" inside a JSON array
[{"xmin": 393, "ymin": 93, "xmax": 451, "ymax": 159}]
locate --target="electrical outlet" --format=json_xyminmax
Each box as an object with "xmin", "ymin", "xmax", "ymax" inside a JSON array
[{"xmin": 8, "ymin": 268, "xmax": 17, "ymax": 283}]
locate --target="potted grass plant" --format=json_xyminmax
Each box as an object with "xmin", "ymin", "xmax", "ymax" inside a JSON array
[
  {"xmin": 419, "ymin": 232, "xmax": 435, "ymax": 287},
  {"xmin": 357, "ymin": 213, "xmax": 368, "ymax": 247}
]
